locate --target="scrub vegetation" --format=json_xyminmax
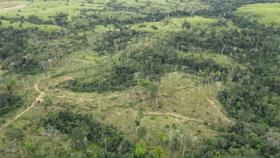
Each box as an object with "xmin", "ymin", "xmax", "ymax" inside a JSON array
[{"xmin": 0, "ymin": 0, "xmax": 280, "ymax": 158}]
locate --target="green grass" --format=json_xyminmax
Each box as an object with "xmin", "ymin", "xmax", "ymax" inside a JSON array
[
  {"xmin": 25, "ymin": 71, "xmax": 222, "ymax": 157},
  {"xmin": 0, "ymin": 0, "xmax": 209, "ymax": 33},
  {"xmin": 236, "ymin": 3, "xmax": 280, "ymax": 26},
  {"xmin": 44, "ymin": 55, "xmax": 230, "ymax": 132},
  {"xmin": 180, "ymin": 51, "xmax": 235, "ymax": 68},
  {"xmin": 94, "ymin": 24, "xmax": 115, "ymax": 32},
  {"xmin": 0, "ymin": 40, "xmax": 233, "ymax": 158},
  {"xmin": 0, "ymin": 1, "xmax": 26, "ymax": 9},
  {"xmin": 117, "ymin": 0, "xmax": 208, "ymax": 13},
  {"xmin": 131, "ymin": 16, "xmax": 217, "ymax": 32},
  {"xmin": 0, "ymin": 0, "xmax": 104, "ymax": 32},
  {"xmin": 4, "ymin": 46, "xmax": 230, "ymax": 155},
  {"xmin": 0, "ymin": 1, "xmax": 234, "ymax": 157},
  {"xmin": 0, "ymin": 0, "xmax": 104, "ymax": 20},
  {"xmin": 149, "ymin": 72, "xmax": 229, "ymax": 125}
]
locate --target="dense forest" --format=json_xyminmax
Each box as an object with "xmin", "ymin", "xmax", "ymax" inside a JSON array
[{"xmin": 0, "ymin": 0, "xmax": 279, "ymax": 157}]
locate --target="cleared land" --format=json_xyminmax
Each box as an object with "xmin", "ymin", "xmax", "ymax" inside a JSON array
[
  {"xmin": 0, "ymin": 0, "xmax": 235, "ymax": 157},
  {"xmin": 236, "ymin": 3, "xmax": 280, "ymax": 26},
  {"xmin": 131, "ymin": 16, "xmax": 217, "ymax": 32}
]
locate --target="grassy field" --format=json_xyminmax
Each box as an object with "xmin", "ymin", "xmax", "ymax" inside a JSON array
[
  {"xmin": 0, "ymin": 0, "xmax": 103, "ymax": 20},
  {"xmin": 131, "ymin": 16, "xmax": 217, "ymax": 32},
  {"xmin": 180, "ymin": 51, "xmax": 235, "ymax": 68},
  {"xmin": 0, "ymin": 0, "xmax": 103, "ymax": 31},
  {"xmin": 0, "ymin": 0, "xmax": 208, "ymax": 32},
  {"xmin": 0, "ymin": 0, "xmax": 237, "ymax": 157},
  {"xmin": 0, "ymin": 45, "xmax": 233, "ymax": 157},
  {"xmin": 117, "ymin": 0, "xmax": 208, "ymax": 13},
  {"xmin": 1, "ymin": 0, "xmax": 279, "ymax": 157},
  {"xmin": 236, "ymin": 3, "xmax": 280, "ymax": 26},
  {"xmin": 0, "ymin": 1, "xmax": 26, "ymax": 9}
]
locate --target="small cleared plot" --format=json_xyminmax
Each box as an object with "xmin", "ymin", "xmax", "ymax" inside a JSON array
[
  {"xmin": 236, "ymin": 3, "xmax": 280, "ymax": 26},
  {"xmin": 94, "ymin": 25, "xmax": 115, "ymax": 33},
  {"xmin": 179, "ymin": 51, "xmax": 235, "ymax": 68},
  {"xmin": 131, "ymin": 16, "xmax": 217, "ymax": 32},
  {"xmin": 142, "ymin": 72, "xmax": 231, "ymax": 126},
  {"xmin": 139, "ymin": 115, "xmax": 215, "ymax": 142}
]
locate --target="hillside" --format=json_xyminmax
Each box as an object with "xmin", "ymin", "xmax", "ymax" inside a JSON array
[
  {"xmin": 236, "ymin": 3, "xmax": 280, "ymax": 26},
  {"xmin": 0, "ymin": 0, "xmax": 279, "ymax": 158}
]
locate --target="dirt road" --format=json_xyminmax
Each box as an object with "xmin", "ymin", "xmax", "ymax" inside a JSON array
[
  {"xmin": 0, "ymin": 79, "xmax": 46, "ymax": 132},
  {"xmin": 205, "ymin": 96, "xmax": 232, "ymax": 124}
]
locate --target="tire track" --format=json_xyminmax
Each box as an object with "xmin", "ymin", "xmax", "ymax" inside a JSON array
[{"xmin": 205, "ymin": 96, "xmax": 232, "ymax": 124}]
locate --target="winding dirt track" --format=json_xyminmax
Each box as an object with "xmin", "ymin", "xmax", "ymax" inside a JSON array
[
  {"xmin": 0, "ymin": 78, "xmax": 46, "ymax": 132},
  {"xmin": 15, "ymin": 81, "xmax": 46, "ymax": 119},
  {"xmin": 205, "ymin": 96, "xmax": 232, "ymax": 124}
]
